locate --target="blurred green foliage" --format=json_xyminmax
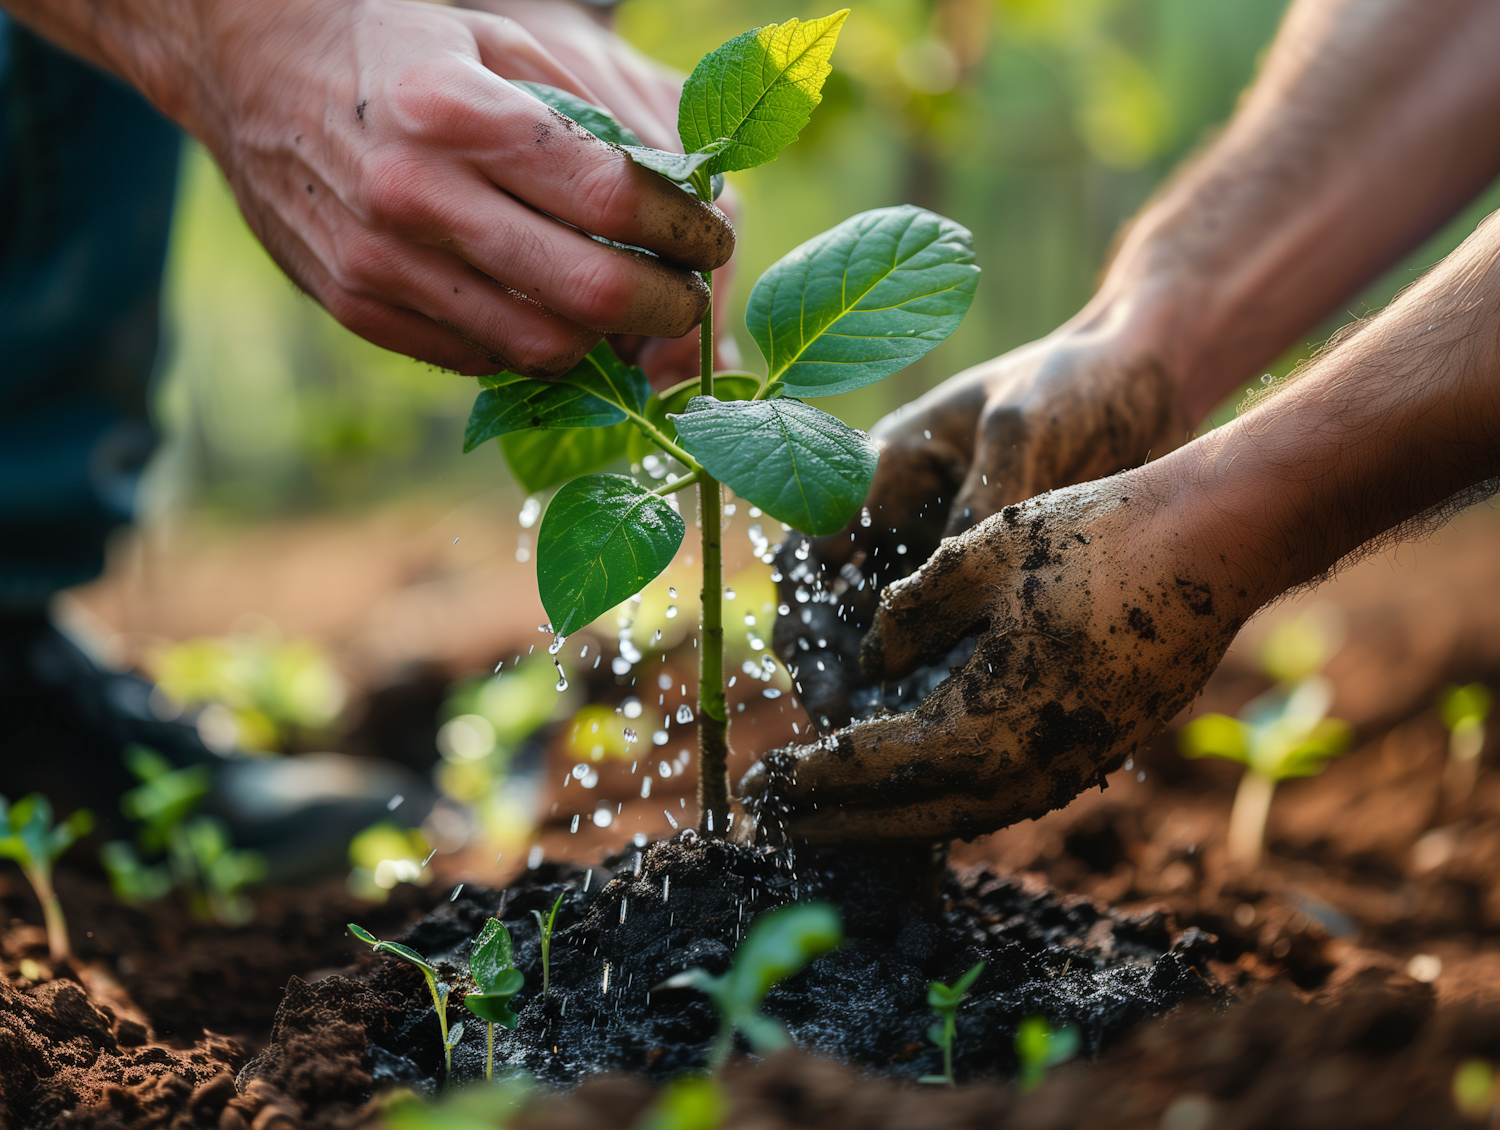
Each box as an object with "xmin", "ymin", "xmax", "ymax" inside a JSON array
[{"xmin": 153, "ymin": 0, "xmax": 1500, "ymax": 514}]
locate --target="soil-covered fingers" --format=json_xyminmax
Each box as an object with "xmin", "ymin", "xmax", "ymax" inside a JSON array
[
  {"xmin": 743, "ymin": 482, "xmax": 1255, "ymax": 844},
  {"xmin": 945, "ymin": 344, "xmax": 1189, "ymax": 536}
]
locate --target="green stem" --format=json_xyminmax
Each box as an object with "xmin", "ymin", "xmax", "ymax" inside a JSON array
[
  {"xmin": 486, "ymin": 1021, "xmax": 494, "ymax": 1082},
  {"xmin": 944, "ymin": 1016, "xmax": 955, "ymax": 1086},
  {"xmin": 624, "ymin": 407, "xmax": 701, "ymax": 472},
  {"xmin": 425, "ymin": 973, "xmax": 452, "ymax": 1077},
  {"xmin": 696, "ymin": 269, "xmax": 730, "ymax": 836},
  {"xmin": 650, "ymin": 469, "xmax": 702, "ymax": 497},
  {"xmin": 27, "ymin": 865, "xmax": 70, "ymax": 963}
]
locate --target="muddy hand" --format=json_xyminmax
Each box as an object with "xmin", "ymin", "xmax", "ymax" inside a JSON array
[
  {"xmin": 745, "ymin": 477, "xmax": 1254, "ymax": 843},
  {"xmin": 773, "ymin": 324, "xmax": 1190, "ymax": 730}
]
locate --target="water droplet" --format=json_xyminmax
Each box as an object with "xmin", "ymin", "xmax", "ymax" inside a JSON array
[
  {"xmin": 658, "ymin": 761, "xmax": 672, "ymax": 778},
  {"xmin": 663, "ymin": 809, "xmax": 680, "ymax": 830},
  {"xmin": 611, "ymin": 657, "xmax": 632, "ymax": 676},
  {"xmin": 652, "ymin": 730, "xmax": 669, "ymax": 745},
  {"xmin": 794, "ymin": 587, "xmax": 810, "ymax": 603},
  {"xmin": 570, "ymin": 814, "xmax": 580, "ymax": 833},
  {"xmin": 519, "ymin": 497, "xmax": 542, "ymax": 528},
  {"xmin": 665, "ymin": 605, "xmax": 678, "ymax": 619},
  {"xmin": 749, "ymin": 637, "xmax": 764, "ymax": 651},
  {"xmin": 743, "ymin": 613, "xmax": 756, "ymax": 626},
  {"xmin": 763, "ymin": 688, "xmax": 782, "ymax": 699},
  {"xmin": 724, "ymin": 588, "xmax": 736, "ymax": 600},
  {"xmin": 594, "ymin": 804, "xmax": 613, "ymax": 828},
  {"xmin": 640, "ymin": 776, "xmax": 652, "ymax": 798},
  {"xmin": 622, "ymin": 697, "xmax": 643, "ymax": 719},
  {"xmin": 623, "ymin": 727, "xmax": 638, "ymax": 743},
  {"xmin": 573, "ymin": 763, "xmax": 589, "ymax": 780},
  {"xmin": 676, "ymin": 705, "xmax": 694, "ymax": 724},
  {"xmin": 859, "ymin": 507, "xmax": 872, "ymax": 528},
  {"xmin": 896, "ymin": 544, "xmax": 907, "ymax": 555},
  {"xmin": 528, "ymin": 845, "xmax": 543, "ymax": 869},
  {"xmin": 778, "ymin": 603, "xmax": 791, "ymax": 616},
  {"xmin": 549, "ymin": 634, "xmax": 567, "ymax": 655},
  {"xmin": 668, "ymin": 586, "xmax": 678, "ymax": 598},
  {"xmin": 793, "ymin": 542, "xmax": 810, "ymax": 560},
  {"xmin": 556, "ymin": 674, "xmax": 570, "ymax": 692},
  {"xmin": 387, "ymin": 794, "xmax": 404, "ymax": 811}
]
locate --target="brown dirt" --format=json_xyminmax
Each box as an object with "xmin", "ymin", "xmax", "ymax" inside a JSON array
[{"xmin": 4, "ymin": 501, "xmax": 1500, "ymax": 1127}]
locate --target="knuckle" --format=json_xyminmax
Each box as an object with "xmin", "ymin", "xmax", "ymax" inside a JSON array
[
  {"xmin": 356, "ymin": 149, "xmax": 440, "ymax": 232},
  {"xmin": 328, "ymin": 235, "xmax": 405, "ymax": 298},
  {"xmin": 569, "ymin": 159, "xmax": 640, "ymax": 234},
  {"xmin": 566, "ymin": 255, "xmax": 636, "ymax": 329}
]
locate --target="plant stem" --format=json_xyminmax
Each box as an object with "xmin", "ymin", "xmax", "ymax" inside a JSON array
[
  {"xmin": 650, "ymin": 469, "xmax": 701, "ymax": 497},
  {"xmin": 486, "ymin": 1020, "xmax": 494, "ymax": 1082},
  {"xmin": 944, "ymin": 1016, "xmax": 955, "ymax": 1085},
  {"xmin": 425, "ymin": 973, "xmax": 452, "ymax": 1076},
  {"xmin": 1227, "ymin": 769, "xmax": 1276, "ymax": 868},
  {"xmin": 27, "ymin": 865, "xmax": 69, "ymax": 963},
  {"xmin": 696, "ymin": 268, "xmax": 730, "ymax": 836}
]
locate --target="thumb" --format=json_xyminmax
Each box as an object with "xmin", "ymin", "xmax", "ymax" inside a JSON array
[{"xmin": 861, "ymin": 527, "xmax": 1005, "ymax": 681}]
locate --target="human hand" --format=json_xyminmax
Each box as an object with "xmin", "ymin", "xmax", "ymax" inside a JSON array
[
  {"xmin": 174, "ymin": 0, "xmax": 733, "ymax": 377},
  {"xmin": 745, "ymin": 475, "xmax": 1254, "ymax": 843},
  {"xmin": 772, "ymin": 320, "xmax": 1190, "ymax": 728}
]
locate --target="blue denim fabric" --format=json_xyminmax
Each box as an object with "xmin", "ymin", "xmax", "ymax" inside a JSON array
[{"xmin": 0, "ymin": 12, "xmax": 181, "ymax": 609}]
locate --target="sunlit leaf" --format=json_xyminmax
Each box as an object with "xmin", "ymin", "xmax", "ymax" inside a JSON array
[
  {"xmin": 537, "ymin": 475, "xmax": 685, "ymax": 636},
  {"xmin": 672, "ymin": 397, "xmax": 877, "ymax": 534},
  {"xmin": 1178, "ymin": 714, "xmax": 1247, "ymax": 763},
  {"xmin": 678, "ymin": 11, "xmax": 849, "ymax": 174},
  {"xmin": 501, "ymin": 423, "xmax": 631, "ymax": 494},
  {"xmin": 465, "ymin": 376, "xmax": 623, "ymax": 452},
  {"xmin": 747, "ymin": 205, "xmax": 978, "ymax": 397}
]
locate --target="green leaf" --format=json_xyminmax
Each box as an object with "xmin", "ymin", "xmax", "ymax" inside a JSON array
[
  {"xmin": 464, "ymin": 991, "xmax": 520, "ymax": 1028},
  {"xmin": 679, "ymin": 11, "xmax": 849, "ymax": 175},
  {"xmin": 951, "ymin": 960, "xmax": 985, "ymax": 997},
  {"xmin": 620, "ymin": 141, "xmax": 727, "ymax": 185},
  {"xmin": 468, "ymin": 918, "xmax": 517, "ymax": 991},
  {"xmin": 501, "ymin": 423, "xmax": 631, "ymax": 493},
  {"xmin": 348, "ymin": 922, "xmax": 379, "ymax": 945},
  {"xmin": 537, "ymin": 474, "xmax": 686, "ymax": 636},
  {"xmin": 672, "ymin": 397, "xmax": 877, "ymax": 535},
  {"xmin": 636, "ymin": 1076, "xmax": 728, "ymax": 1130},
  {"xmin": 1179, "ymin": 714, "xmax": 1248, "ymax": 763},
  {"xmin": 558, "ymin": 341, "xmax": 651, "ymax": 415},
  {"xmin": 512, "ymin": 81, "xmax": 642, "ymax": 147},
  {"xmin": 627, "ymin": 372, "xmax": 761, "ymax": 462},
  {"xmin": 720, "ymin": 902, "xmax": 841, "ymax": 1017},
  {"xmin": 746, "ymin": 205, "xmax": 979, "ymax": 397},
  {"xmin": 465, "ymin": 378, "xmax": 624, "ymax": 453}
]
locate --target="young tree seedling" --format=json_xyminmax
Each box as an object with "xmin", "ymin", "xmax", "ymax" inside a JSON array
[
  {"xmin": 1180, "ymin": 617, "xmax": 1353, "ymax": 867},
  {"xmin": 918, "ymin": 960, "xmax": 984, "ymax": 1086},
  {"xmin": 1014, "ymin": 1014, "xmax": 1079, "ymax": 1093},
  {"xmin": 656, "ymin": 901, "xmax": 842, "ymax": 1069},
  {"xmin": 463, "ymin": 12, "xmax": 979, "ymax": 835},
  {"xmin": 1440, "ymin": 683, "xmax": 1491, "ymax": 802},
  {"xmin": 464, "ymin": 917, "xmax": 525, "ymax": 1082},
  {"xmin": 349, "ymin": 923, "xmax": 459, "ymax": 1077},
  {"xmin": 531, "ymin": 890, "xmax": 565, "ymax": 999},
  {"xmin": 0, "ymin": 793, "xmax": 93, "ymax": 962}
]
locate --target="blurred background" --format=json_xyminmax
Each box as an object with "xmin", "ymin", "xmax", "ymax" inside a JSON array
[{"xmin": 64, "ymin": 0, "xmax": 1500, "ymax": 902}]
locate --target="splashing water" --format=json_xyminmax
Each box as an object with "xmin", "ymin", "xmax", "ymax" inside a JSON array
[
  {"xmin": 676, "ymin": 704, "xmax": 694, "ymax": 724},
  {"xmin": 519, "ymin": 497, "xmax": 542, "ymax": 528},
  {"xmin": 859, "ymin": 506, "xmax": 872, "ymax": 528},
  {"xmin": 668, "ymin": 586, "xmax": 678, "ymax": 598},
  {"xmin": 549, "ymin": 634, "xmax": 568, "ymax": 656},
  {"xmin": 665, "ymin": 606, "xmax": 678, "ymax": 619}
]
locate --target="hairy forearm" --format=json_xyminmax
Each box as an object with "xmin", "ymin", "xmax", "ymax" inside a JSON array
[
  {"xmin": 1166, "ymin": 210, "xmax": 1500, "ymax": 605},
  {"xmin": 1088, "ymin": 0, "xmax": 1500, "ymax": 422}
]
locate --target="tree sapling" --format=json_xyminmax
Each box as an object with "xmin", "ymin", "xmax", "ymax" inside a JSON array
[
  {"xmin": 0, "ymin": 793, "xmax": 93, "ymax": 962},
  {"xmin": 349, "ymin": 923, "xmax": 459, "ymax": 1076},
  {"xmin": 532, "ymin": 890, "xmax": 565, "ymax": 999},
  {"xmin": 1179, "ymin": 617, "xmax": 1353, "ymax": 866},
  {"xmin": 656, "ymin": 901, "xmax": 842, "ymax": 1068},
  {"xmin": 1014, "ymin": 1014, "xmax": 1079, "ymax": 1092},
  {"xmin": 1440, "ymin": 683, "xmax": 1491, "ymax": 802},
  {"xmin": 464, "ymin": 917, "xmax": 525, "ymax": 1082},
  {"xmin": 463, "ymin": 11, "xmax": 979, "ymax": 835},
  {"xmin": 919, "ymin": 960, "xmax": 984, "ymax": 1086}
]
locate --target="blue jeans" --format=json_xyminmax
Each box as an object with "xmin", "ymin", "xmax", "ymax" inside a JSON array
[{"xmin": 0, "ymin": 12, "xmax": 181, "ymax": 610}]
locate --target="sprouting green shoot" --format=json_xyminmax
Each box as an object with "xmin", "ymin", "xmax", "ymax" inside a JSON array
[
  {"xmin": 349, "ymin": 923, "xmax": 457, "ymax": 1077},
  {"xmin": 0, "ymin": 793, "xmax": 93, "ymax": 962},
  {"xmin": 1440, "ymin": 683, "xmax": 1492, "ymax": 801},
  {"xmin": 1014, "ymin": 1015, "xmax": 1079, "ymax": 1093},
  {"xmin": 532, "ymin": 890, "xmax": 565, "ymax": 999},
  {"xmin": 635, "ymin": 1075, "xmax": 728, "ymax": 1130},
  {"xmin": 918, "ymin": 960, "xmax": 984, "ymax": 1086},
  {"xmin": 463, "ymin": 11, "xmax": 978, "ymax": 839},
  {"xmin": 464, "ymin": 918, "xmax": 525, "ymax": 1082},
  {"xmin": 656, "ymin": 902, "xmax": 841, "ymax": 1069}
]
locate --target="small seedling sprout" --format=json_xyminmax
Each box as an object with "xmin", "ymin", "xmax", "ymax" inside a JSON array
[
  {"xmin": 463, "ymin": 11, "xmax": 978, "ymax": 836},
  {"xmin": 0, "ymin": 793, "xmax": 93, "ymax": 962},
  {"xmin": 532, "ymin": 891, "xmax": 565, "ymax": 999},
  {"xmin": 656, "ymin": 901, "xmax": 841, "ymax": 1069},
  {"xmin": 464, "ymin": 917, "xmax": 525, "ymax": 1081},
  {"xmin": 635, "ymin": 1075, "xmax": 728, "ymax": 1130},
  {"xmin": 918, "ymin": 960, "xmax": 984, "ymax": 1086},
  {"xmin": 1440, "ymin": 683, "xmax": 1491, "ymax": 802},
  {"xmin": 349, "ymin": 923, "xmax": 458, "ymax": 1077},
  {"xmin": 1014, "ymin": 1014, "xmax": 1079, "ymax": 1092},
  {"xmin": 1180, "ymin": 617, "xmax": 1353, "ymax": 867}
]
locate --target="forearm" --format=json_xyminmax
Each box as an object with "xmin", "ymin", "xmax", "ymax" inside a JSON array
[
  {"xmin": 1084, "ymin": 0, "xmax": 1500, "ymax": 422},
  {"xmin": 1163, "ymin": 210, "xmax": 1500, "ymax": 606}
]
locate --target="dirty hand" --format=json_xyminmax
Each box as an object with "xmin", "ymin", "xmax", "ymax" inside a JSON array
[
  {"xmin": 148, "ymin": 0, "xmax": 734, "ymax": 377},
  {"xmin": 463, "ymin": 0, "xmax": 741, "ymax": 385},
  {"xmin": 746, "ymin": 475, "xmax": 1252, "ymax": 843},
  {"xmin": 773, "ymin": 320, "xmax": 1190, "ymax": 729}
]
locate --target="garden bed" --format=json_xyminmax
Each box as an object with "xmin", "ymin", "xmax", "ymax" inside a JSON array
[{"xmin": 6, "ymin": 506, "xmax": 1500, "ymax": 1128}]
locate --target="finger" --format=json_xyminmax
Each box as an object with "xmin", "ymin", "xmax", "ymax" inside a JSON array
[
  {"xmin": 861, "ymin": 529, "xmax": 1006, "ymax": 681},
  {"xmin": 331, "ymin": 235, "xmax": 605, "ymax": 376}
]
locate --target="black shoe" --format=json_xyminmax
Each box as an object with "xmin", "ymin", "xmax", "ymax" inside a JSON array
[{"xmin": 0, "ymin": 611, "xmax": 438, "ymax": 883}]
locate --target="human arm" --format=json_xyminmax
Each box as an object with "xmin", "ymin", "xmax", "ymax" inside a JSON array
[
  {"xmin": 775, "ymin": 0, "xmax": 1500, "ymax": 726},
  {"xmin": 744, "ymin": 206, "xmax": 1500, "ymax": 843},
  {"xmin": 0, "ymin": 0, "xmax": 733, "ymax": 377}
]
